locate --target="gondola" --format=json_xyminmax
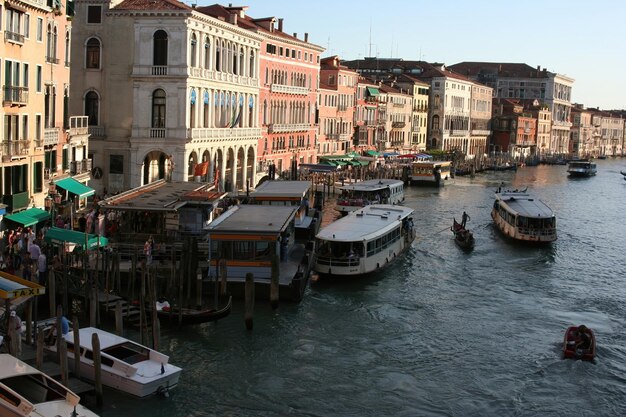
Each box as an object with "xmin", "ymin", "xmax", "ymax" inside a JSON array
[
  {"xmin": 451, "ymin": 218, "xmax": 475, "ymax": 250},
  {"xmin": 620, "ymin": 170, "xmax": 626, "ymax": 180},
  {"xmin": 563, "ymin": 325, "xmax": 596, "ymax": 361},
  {"xmin": 156, "ymin": 295, "xmax": 232, "ymax": 325}
]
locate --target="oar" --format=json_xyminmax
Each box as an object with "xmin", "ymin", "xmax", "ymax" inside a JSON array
[{"xmin": 435, "ymin": 226, "xmax": 451, "ymax": 234}]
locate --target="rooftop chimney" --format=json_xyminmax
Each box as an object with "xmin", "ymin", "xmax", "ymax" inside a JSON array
[
  {"xmin": 229, "ymin": 13, "xmax": 238, "ymax": 25},
  {"xmin": 293, "ymin": 32, "xmax": 297, "ymax": 38},
  {"xmin": 278, "ymin": 18, "xmax": 283, "ymax": 32},
  {"xmin": 304, "ymin": 33, "xmax": 309, "ymax": 42}
]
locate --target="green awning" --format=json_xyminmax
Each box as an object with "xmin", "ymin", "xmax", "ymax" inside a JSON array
[
  {"xmin": 334, "ymin": 161, "xmax": 348, "ymax": 166},
  {"xmin": 44, "ymin": 227, "xmax": 108, "ymax": 250},
  {"xmin": 367, "ymin": 87, "xmax": 380, "ymax": 96},
  {"xmin": 55, "ymin": 177, "xmax": 95, "ymax": 198},
  {"xmin": 5, "ymin": 208, "xmax": 51, "ymax": 227}
]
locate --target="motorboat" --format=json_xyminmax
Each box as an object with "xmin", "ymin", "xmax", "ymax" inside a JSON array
[
  {"xmin": 314, "ymin": 204, "xmax": 415, "ymax": 276},
  {"xmin": 567, "ymin": 160, "xmax": 597, "ymax": 177},
  {"xmin": 0, "ymin": 353, "xmax": 99, "ymax": 417},
  {"xmin": 47, "ymin": 327, "xmax": 182, "ymax": 397},
  {"xmin": 563, "ymin": 325, "xmax": 596, "ymax": 361}
]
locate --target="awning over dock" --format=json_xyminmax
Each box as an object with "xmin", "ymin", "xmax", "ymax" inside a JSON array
[{"xmin": 44, "ymin": 227, "xmax": 108, "ymax": 250}]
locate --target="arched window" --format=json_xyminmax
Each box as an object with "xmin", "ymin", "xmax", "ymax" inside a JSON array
[
  {"xmin": 239, "ymin": 48, "xmax": 244, "ymax": 76},
  {"xmin": 204, "ymin": 37, "xmax": 211, "ymax": 68},
  {"xmin": 85, "ymin": 91, "xmax": 99, "ymax": 126},
  {"xmin": 432, "ymin": 115, "xmax": 440, "ymax": 130},
  {"xmin": 46, "ymin": 24, "xmax": 53, "ymax": 60},
  {"xmin": 153, "ymin": 30, "xmax": 168, "ymax": 66},
  {"xmin": 249, "ymin": 50, "xmax": 255, "ymax": 77},
  {"xmin": 52, "ymin": 27, "xmax": 58, "ymax": 59},
  {"xmin": 190, "ymin": 33, "xmax": 197, "ymax": 67},
  {"xmin": 152, "ymin": 89, "xmax": 166, "ymax": 128},
  {"xmin": 215, "ymin": 41, "xmax": 221, "ymax": 71},
  {"xmin": 86, "ymin": 38, "xmax": 101, "ymax": 69},
  {"xmin": 65, "ymin": 30, "xmax": 71, "ymax": 66}
]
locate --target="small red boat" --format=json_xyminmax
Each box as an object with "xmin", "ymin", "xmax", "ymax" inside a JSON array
[{"xmin": 563, "ymin": 325, "xmax": 596, "ymax": 361}]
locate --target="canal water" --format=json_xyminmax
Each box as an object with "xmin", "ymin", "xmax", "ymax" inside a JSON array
[{"xmin": 94, "ymin": 159, "xmax": 626, "ymax": 416}]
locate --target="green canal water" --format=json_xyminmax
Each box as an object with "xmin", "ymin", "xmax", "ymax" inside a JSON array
[{"xmin": 85, "ymin": 159, "xmax": 626, "ymax": 417}]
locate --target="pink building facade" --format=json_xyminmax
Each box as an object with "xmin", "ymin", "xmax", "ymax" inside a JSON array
[
  {"xmin": 318, "ymin": 56, "xmax": 357, "ymax": 156},
  {"xmin": 354, "ymin": 77, "xmax": 381, "ymax": 151},
  {"xmin": 256, "ymin": 18, "xmax": 324, "ymax": 177}
]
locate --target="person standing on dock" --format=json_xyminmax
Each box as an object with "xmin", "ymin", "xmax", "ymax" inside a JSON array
[{"xmin": 461, "ymin": 211, "xmax": 471, "ymax": 228}]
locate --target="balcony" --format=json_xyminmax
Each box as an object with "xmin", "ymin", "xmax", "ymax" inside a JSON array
[
  {"xmin": 1, "ymin": 140, "xmax": 30, "ymax": 160},
  {"xmin": 326, "ymin": 133, "xmax": 340, "ymax": 140},
  {"xmin": 270, "ymin": 84, "xmax": 309, "ymax": 95},
  {"xmin": 44, "ymin": 127, "xmax": 61, "ymax": 146},
  {"xmin": 4, "ymin": 30, "xmax": 24, "ymax": 44},
  {"xmin": 392, "ymin": 122, "xmax": 406, "ymax": 129},
  {"xmin": 393, "ymin": 103, "xmax": 405, "ymax": 108},
  {"xmin": 70, "ymin": 158, "xmax": 93, "ymax": 175},
  {"xmin": 45, "ymin": 56, "xmax": 60, "ymax": 64},
  {"xmin": 268, "ymin": 123, "xmax": 310, "ymax": 133},
  {"xmin": 365, "ymin": 96, "xmax": 378, "ymax": 104},
  {"xmin": 470, "ymin": 129, "xmax": 491, "ymax": 136},
  {"xmin": 3, "ymin": 86, "xmax": 28, "ymax": 106},
  {"xmin": 88, "ymin": 126, "xmax": 106, "ymax": 138},
  {"xmin": 150, "ymin": 128, "xmax": 166, "ymax": 138},
  {"xmin": 187, "ymin": 127, "xmax": 262, "ymax": 140},
  {"xmin": 152, "ymin": 66, "xmax": 168, "ymax": 75},
  {"xmin": 337, "ymin": 105, "xmax": 348, "ymax": 112}
]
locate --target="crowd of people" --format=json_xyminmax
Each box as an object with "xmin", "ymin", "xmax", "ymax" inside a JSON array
[{"xmin": 0, "ymin": 226, "xmax": 49, "ymax": 284}]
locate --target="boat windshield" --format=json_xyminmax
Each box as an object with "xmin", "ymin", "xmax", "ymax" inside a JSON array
[
  {"xmin": 2, "ymin": 373, "xmax": 67, "ymax": 404},
  {"xmin": 103, "ymin": 342, "xmax": 150, "ymax": 365}
]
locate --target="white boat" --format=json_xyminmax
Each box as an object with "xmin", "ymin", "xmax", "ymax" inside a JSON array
[
  {"xmin": 314, "ymin": 204, "xmax": 415, "ymax": 276},
  {"xmin": 336, "ymin": 179, "xmax": 404, "ymax": 215},
  {"xmin": 409, "ymin": 160, "xmax": 452, "ymax": 186},
  {"xmin": 491, "ymin": 191, "xmax": 557, "ymax": 243},
  {"xmin": 47, "ymin": 327, "xmax": 182, "ymax": 398},
  {"xmin": 0, "ymin": 353, "xmax": 99, "ymax": 417},
  {"xmin": 567, "ymin": 160, "xmax": 597, "ymax": 177}
]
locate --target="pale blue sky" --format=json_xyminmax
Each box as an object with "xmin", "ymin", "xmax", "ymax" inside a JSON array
[{"xmin": 198, "ymin": 0, "xmax": 626, "ymax": 110}]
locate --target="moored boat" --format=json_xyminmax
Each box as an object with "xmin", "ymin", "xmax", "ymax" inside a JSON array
[
  {"xmin": 336, "ymin": 179, "xmax": 405, "ymax": 215},
  {"xmin": 314, "ymin": 204, "xmax": 415, "ymax": 276},
  {"xmin": 491, "ymin": 190, "xmax": 556, "ymax": 243},
  {"xmin": 563, "ymin": 325, "xmax": 596, "ymax": 361},
  {"xmin": 0, "ymin": 353, "xmax": 99, "ymax": 417},
  {"xmin": 409, "ymin": 161, "xmax": 452, "ymax": 186},
  {"xmin": 567, "ymin": 160, "xmax": 597, "ymax": 177},
  {"xmin": 451, "ymin": 219, "xmax": 475, "ymax": 250},
  {"xmin": 46, "ymin": 327, "xmax": 182, "ymax": 397},
  {"xmin": 156, "ymin": 295, "xmax": 232, "ymax": 325}
]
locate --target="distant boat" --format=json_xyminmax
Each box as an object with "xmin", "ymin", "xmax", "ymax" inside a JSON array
[
  {"xmin": 336, "ymin": 179, "xmax": 405, "ymax": 216},
  {"xmin": 492, "ymin": 190, "xmax": 557, "ymax": 244},
  {"xmin": 156, "ymin": 296, "xmax": 232, "ymax": 325},
  {"xmin": 0, "ymin": 353, "xmax": 99, "ymax": 417},
  {"xmin": 567, "ymin": 160, "xmax": 597, "ymax": 177},
  {"xmin": 620, "ymin": 170, "xmax": 626, "ymax": 180}
]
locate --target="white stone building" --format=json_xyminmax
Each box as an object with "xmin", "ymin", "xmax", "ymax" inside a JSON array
[{"xmin": 69, "ymin": 0, "xmax": 262, "ymax": 193}]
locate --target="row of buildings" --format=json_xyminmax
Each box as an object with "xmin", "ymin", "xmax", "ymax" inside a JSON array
[{"xmin": 1, "ymin": 0, "xmax": 624, "ymax": 220}]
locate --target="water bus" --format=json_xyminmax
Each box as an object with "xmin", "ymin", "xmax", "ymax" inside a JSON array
[
  {"xmin": 409, "ymin": 161, "xmax": 452, "ymax": 186},
  {"xmin": 0, "ymin": 354, "xmax": 99, "ymax": 417},
  {"xmin": 491, "ymin": 191, "xmax": 557, "ymax": 243},
  {"xmin": 335, "ymin": 179, "xmax": 404, "ymax": 215},
  {"xmin": 314, "ymin": 204, "xmax": 415, "ymax": 276},
  {"xmin": 567, "ymin": 160, "xmax": 597, "ymax": 177}
]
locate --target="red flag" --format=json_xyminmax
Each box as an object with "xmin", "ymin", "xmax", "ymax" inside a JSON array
[{"xmin": 194, "ymin": 161, "xmax": 209, "ymax": 176}]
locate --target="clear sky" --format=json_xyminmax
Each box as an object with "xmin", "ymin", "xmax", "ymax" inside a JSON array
[{"xmin": 198, "ymin": 0, "xmax": 626, "ymax": 110}]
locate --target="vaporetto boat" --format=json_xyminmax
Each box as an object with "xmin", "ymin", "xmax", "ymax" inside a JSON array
[
  {"xmin": 567, "ymin": 160, "xmax": 597, "ymax": 177},
  {"xmin": 314, "ymin": 204, "xmax": 415, "ymax": 276},
  {"xmin": 335, "ymin": 179, "xmax": 405, "ymax": 215},
  {"xmin": 47, "ymin": 327, "xmax": 182, "ymax": 398},
  {"xmin": 491, "ymin": 191, "xmax": 557, "ymax": 243}
]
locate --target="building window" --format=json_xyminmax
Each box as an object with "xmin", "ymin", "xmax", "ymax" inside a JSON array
[
  {"xmin": 249, "ymin": 50, "xmax": 255, "ymax": 78},
  {"xmin": 36, "ymin": 66, "xmax": 42, "ymax": 92},
  {"xmin": 204, "ymin": 37, "xmax": 210, "ymax": 69},
  {"xmin": 85, "ymin": 90, "xmax": 99, "ymax": 125},
  {"xmin": 87, "ymin": 5, "xmax": 101, "ymax": 24},
  {"xmin": 36, "ymin": 17, "xmax": 43, "ymax": 41},
  {"xmin": 110, "ymin": 155, "xmax": 124, "ymax": 174},
  {"xmin": 153, "ymin": 30, "xmax": 168, "ymax": 66},
  {"xmin": 64, "ymin": 30, "xmax": 70, "ymax": 66},
  {"xmin": 152, "ymin": 89, "xmax": 166, "ymax": 128},
  {"xmin": 190, "ymin": 33, "xmax": 197, "ymax": 67},
  {"xmin": 86, "ymin": 37, "xmax": 100, "ymax": 69}
]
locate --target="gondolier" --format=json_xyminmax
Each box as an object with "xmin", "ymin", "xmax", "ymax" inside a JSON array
[{"xmin": 461, "ymin": 211, "xmax": 471, "ymax": 228}]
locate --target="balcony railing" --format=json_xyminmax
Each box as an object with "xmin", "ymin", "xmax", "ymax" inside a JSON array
[
  {"xmin": 4, "ymin": 30, "xmax": 25, "ymax": 44},
  {"xmin": 187, "ymin": 127, "xmax": 262, "ymax": 140},
  {"xmin": 152, "ymin": 66, "xmax": 168, "ymax": 75},
  {"xmin": 268, "ymin": 123, "xmax": 310, "ymax": 133},
  {"xmin": 326, "ymin": 133, "xmax": 340, "ymax": 140},
  {"xmin": 70, "ymin": 158, "xmax": 93, "ymax": 175},
  {"xmin": 270, "ymin": 84, "xmax": 309, "ymax": 95},
  {"xmin": 391, "ymin": 122, "xmax": 406, "ymax": 128},
  {"xmin": 45, "ymin": 56, "xmax": 60, "ymax": 64},
  {"xmin": 150, "ymin": 128, "xmax": 166, "ymax": 138},
  {"xmin": 1, "ymin": 140, "xmax": 30, "ymax": 158},
  {"xmin": 470, "ymin": 129, "xmax": 491, "ymax": 136},
  {"xmin": 88, "ymin": 126, "xmax": 105, "ymax": 138},
  {"xmin": 44, "ymin": 127, "xmax": 60, "ymax": 146},
  {"xmin": 3, "ymin": 86, "xmax": 28, "ymax": 105}
]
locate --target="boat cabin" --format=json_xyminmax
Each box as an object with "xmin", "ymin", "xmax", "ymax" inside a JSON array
[
  {"xmin": 410, "ymin": 161, "xmax": 452, "ymax": 186},
  {"xmin": 336, "ymin": 179, "xmax": 404, "ymax": 215},
  {"xmin": 492, "ymin": 192, "xmax": 557, "ymax": 243}
]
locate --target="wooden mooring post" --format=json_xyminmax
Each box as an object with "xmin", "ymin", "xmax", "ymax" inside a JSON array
[
  {"xmin": 72, "ymin": 317, "xmax": 81, "ymax": 380},
  {"xmin": 244, "ymin": 272, "xmax": 254, "ymax": 331},
  {"xmin": 92, "ymin": 332, "xmax": 103, "ymax": 406}
]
